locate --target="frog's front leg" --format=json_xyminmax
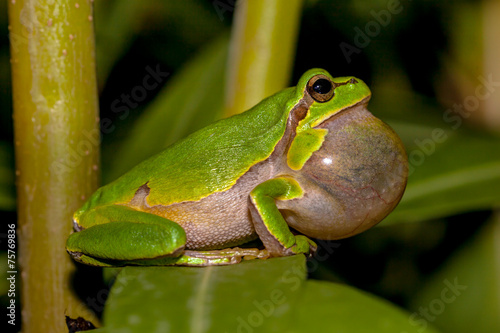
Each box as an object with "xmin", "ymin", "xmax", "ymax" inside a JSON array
[
  {"xmin": 66, "ymin": 205, "xmax": 186, "ymax": 266},
  {"xmin": 249, "ymin": 177, "xmax": 317, "ymax": 257}
]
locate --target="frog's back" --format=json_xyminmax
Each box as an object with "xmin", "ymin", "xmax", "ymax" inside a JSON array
[{"xmin": 96, "ymin": 88, "xmax": 296, "ymax": 207}]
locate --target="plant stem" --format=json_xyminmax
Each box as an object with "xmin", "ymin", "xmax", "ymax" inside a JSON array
[
  {"xmin": 482, "ymin": 0, "xmax": 500, "ymax": 130},
  {"xmin": 8, "ymin": 1, "xmax": 100, "ymax": 331},
  {"xmin": 223, "ymin": 0, "xmax": 304, "ymax": 117}
]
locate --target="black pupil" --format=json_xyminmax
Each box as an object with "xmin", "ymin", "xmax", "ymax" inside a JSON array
[{"xmin": 312, "ymin": 78, "xmax": 332, "ymax": 95}]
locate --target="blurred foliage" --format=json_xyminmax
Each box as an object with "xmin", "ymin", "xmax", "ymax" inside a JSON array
[
  {"xmin": 411, "ymin": 215, "xmax": 500, "ymax": 332},
  {"xmin": 2, "ymin": 0, "xmax": 499, "ymax": 332},
  {"xmin": 106, "ymin": 35, "xmax": 228, "ymax": 182},
  {"xmin": 93, "ymin": 256, "xmax": 439, "ymax": 333}
]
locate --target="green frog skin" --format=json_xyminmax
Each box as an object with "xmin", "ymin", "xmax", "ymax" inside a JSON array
[{"xmin": 66, "ymin": 68, "xmax": 408, "ymax": 266}]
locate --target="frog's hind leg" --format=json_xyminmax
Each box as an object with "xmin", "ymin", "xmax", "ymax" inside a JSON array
[
  {"xmin": 179, "ymin": 248, "xmax": 270, "ymax": 266},
  {"xmin": 66, "ymin": 205, "xmax": 186, "ymax": 267},
  {"xmin": 118, "ymin": 247, "xmax": 270, "ymax": 266},
  {"xmin": 74, "ymin": 247, "xmax": 270, "ymax": 267}
]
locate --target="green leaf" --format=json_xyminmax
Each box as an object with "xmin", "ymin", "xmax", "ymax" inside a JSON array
[
  {"xmin": 93, "ymin": 256, "xmax": 440, "ymax": 333},
  {"xmin": 290, "ymin": 280, "xmax": 438, "ymax": 333},
  {"xmin": 410, "ymin": 217, "xmax": 500, "ymax": 333},
  {"xmin": 384, "ymin": 130, "xmax": 500, "ymax": 224},
  {"xmin": 106, "ymin": 35, "xmax": 228, "ymax": 182}
]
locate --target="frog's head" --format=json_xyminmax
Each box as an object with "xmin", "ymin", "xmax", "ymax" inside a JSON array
[
  {"xmin": 284, "ymin": 69, "xmax": 408, "ymax": 240},
  {"xmin": 292, "ymin": 68, "xmax": 371, "ymax": 133}
]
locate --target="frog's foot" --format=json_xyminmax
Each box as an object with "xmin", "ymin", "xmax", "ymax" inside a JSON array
[
  {"xmin": 288, "ymin": 235, "xmax": 317, "ymax": 258},
  {"xmin": 75, "ymin": 247, "xmax": 270, "ymax": 267},
  {"xmin": 249, "ymin": 177, "xmax": 317, "ymax": 258},
  {"xmin": 168, "ymin": 247, "xmax": 270, "ymax": 266}
]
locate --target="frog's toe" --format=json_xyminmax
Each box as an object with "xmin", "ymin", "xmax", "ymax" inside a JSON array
[{"xmin": 289, "ymin": 235, "xmax": 317, "ymax": 257}]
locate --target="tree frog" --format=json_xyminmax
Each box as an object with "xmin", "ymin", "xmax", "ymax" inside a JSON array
[{"xmin": 66, "ymin": 68, "xmax": 408, "ymax": 267}]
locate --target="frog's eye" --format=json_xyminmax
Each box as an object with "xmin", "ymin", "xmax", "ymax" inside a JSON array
[{"xmin": 307, "ymin": 75, "xmax": 335, "ymax": 103}]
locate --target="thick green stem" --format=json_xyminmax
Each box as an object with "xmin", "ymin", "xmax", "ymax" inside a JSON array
[
  {"xmin": 223, "ymin": 0, "xmax": 303, "ymax": 117},
  {"xmin": 8, "ymin": 1, "xmax": 100, "ymax": 331}
]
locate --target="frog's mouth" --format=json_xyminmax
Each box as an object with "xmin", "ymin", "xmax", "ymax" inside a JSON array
[{"xmin": 313, "ymin": 96, "xmax": 371, "ymax": 129}]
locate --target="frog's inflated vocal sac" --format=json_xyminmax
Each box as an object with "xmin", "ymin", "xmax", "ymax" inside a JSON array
[{"xmin": 66, "ymin": 69, "xmax": 408, "ymax": 266}]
